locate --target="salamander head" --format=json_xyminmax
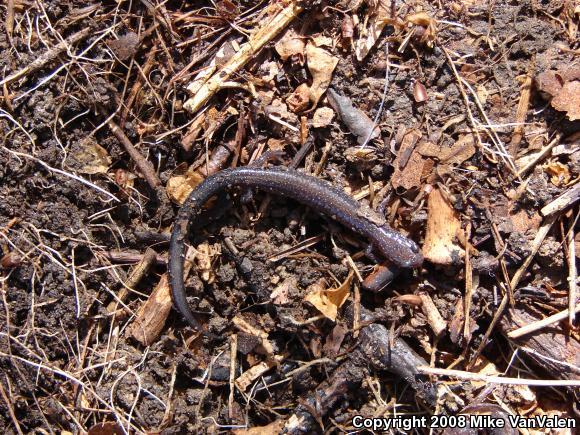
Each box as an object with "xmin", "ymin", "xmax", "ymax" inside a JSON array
[{"xmin": 373, "ymin": 226, "xmax": 424, "ymax": 268}]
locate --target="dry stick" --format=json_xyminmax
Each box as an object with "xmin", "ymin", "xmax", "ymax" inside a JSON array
[
  {"xmin": 466, "ymin": 287, "xmax": 509, "ymax": 371},
  {"xmin": 102, "ymin": 111, "xmax": 162, "ymax": 189},
  {"xmin": 6, "ymin": 0, "xmax": 14, "ymax": 39},
  {"xmin": 0, "ymin": 27, "xmax": 93, "ymax": 86},
  {"xmin": 417, "ymin": 366, "xmax": 580, "ymax": 387},
  {"xmin": 517, "ymin": 134, "xmax": 561, "ymax": 177},
  {"xmin": 507, "ymin": 303, "xmax": 580, "ymax": 339},
  {"xmin": 183, "ymin": 1, "xmax": 303, "ymax": 114},
  {"xmin": 510, "ymin": 214, "xmax": 557, "ymax": 291},
  {"xmin": 540, "ymin": 182, "xmax": 580, "ymax": 217},
  {"xmin": 441, "ymin": 48, "xmax": 517, "ymax": 176},
  {"xmin": 463, "ymin": 222, "xmax": 474, "ymax": 344},
  {"xmin": 104, "ymin": 250, "xmax": 166, "ymax": 265},
  {"xmin": 419, "ymin": 292, "xmax": 447, "ymax": 338},
  {"xmin": 106, "ymin": 247, "xmax": 158, "ymax": 313},
  {"xmin": 228, "ymin": 334, "xmax": 237, "ymax": 421},
  {"xmin": 509, "ymin": 69, "xmax": 534, "ymax": 158},
  {"xmin": 567, "ymin": 213, "xmax": 578, "ymax": 325},
  {"xmin": 0, "ymin": 380, "xmax": 24, "ymax": 435},
  {"xmin": 120, "ymin": 52, "xmax": 156, "ymax": 125}
]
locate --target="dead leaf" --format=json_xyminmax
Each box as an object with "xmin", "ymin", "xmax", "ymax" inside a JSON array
[
  {"xmin": 509, "ymin": 209, "xmax": 542, "ymax": 234},
  {"xmin": 469, "ymin": 356, "xmax": 501, "ymax": 388},
  {"xmin": 73, "ymin": 137, "xmax": 111, "ymax": 175},
  {"xmin": 286, "ymin": 83, "xmax": 310, "ymax": 113},
  {"xmin": 304, "ymin": 270, "xmax": 353, "ymax": 321},
  {"xmin": 108, "ymin": 32, "xmax": 139, "ymax": 61},
  {"xmin": 193, "ymin": 242, "xmax": 220, "ymax": 284},
  {"xmin": 354, "ymin": 0, "xmax": 391, "ymax": 60},
  {"xmin": 275, "ymin": 27, "xmax": 305, "ymax": 62},
  {"xmin": 311, "ymin": 34, "xmax": 333, "ymax": 48},
  {"xmin": 550, "ymin": 80, "xmax": 580, "ymax": 121},
  {"xmin": 216, "ymin": 0, "xmax": 239, "ymax": 20},
  {"xmin": 257, "ymin": 60, "xmax": 280, "ymax": 83},
  {"xmin": 166, "ymin": 169, "xmax": 204, "ymax": 204},
  {"xmin": 306, "ymin": 42, "xmax": 338, "ymax": 107},
  {"xmin": 311, "ymin": 106, "xmax": 335, "ymax": 128},
  {"xmin": 422, "ymin": 188, "xmax": 465, "ymax": 265},
  {"xmin": 355, "ymin": 17, "xmax": 386, "ymax": 61},
  {"xmin": 87, "ymin": 422, "xmax": 124, "ymax": 435},
  {"xmin": 544, "ymin": 160, "xmax": 571, "ymax": 186},
  {"xmin": 391, "ymin": 130, "xmax": 425, "ymax": 191},
  {"xmin": 440, "ymin": 134, "xmax": 476, "ymax": 165},
  {"xmin": 322, "ymin": 324, "xmax": 347, "ymax": 357}
]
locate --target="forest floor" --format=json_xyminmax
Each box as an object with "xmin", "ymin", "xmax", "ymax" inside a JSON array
[{"xmin": 0, "ymin": 0, "xmax": 579, "ymax": 433}]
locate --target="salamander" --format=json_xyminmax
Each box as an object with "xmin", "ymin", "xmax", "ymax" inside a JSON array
[{"xmin": 168, "ymin": 166, "xmax": 423, "ymax": 330}]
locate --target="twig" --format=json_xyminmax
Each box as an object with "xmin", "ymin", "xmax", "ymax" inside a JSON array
[
  {"xmin": 228, "ymin": 334, "xmax": 237, "ymax": 421},
  {"xmin": 183, "ymin": 1, "xmax": 303, "ymax": 114},
  {"xmin": 101, "ymin": 111, "xmax": 162, "ymax": 190},
  {"xmin": 510, "ymin": 214, "xmax": 557, "ymax": 290},
  {"xmin": 516, "ymin": 134, "xmax": 561, "ymax": 177},
  {"xmin": 106, "ymin": 247, "xmax": 158, "ymax": 313},
  {"xmin": 567, "ymin": 213, "xmax": 578, "ymax": 325},
  {"xmin": 104, "ymin": 250, "xmax": 167, "ymax": 265},
  {"xmin": 466, "ymin": 289, "xmax": 509, "ymax": 371},
  {"xmin": 507, "ymin": 303, "xmax": 580, "ymax": 339},
  {"xmin": 1, "ymin": 146, "xmax": 119, "ymax": 203},
  {"xmin": 417, "ymin": 366, "xmax": 580, "ymax": 386},
  {"xmin": 0, "ymin": 380, "xmax": 24, "ymax": 435},
  {"xmin": 419, "ymin": 292, "xmax": 447, "ymax": 338},
  {"xmin": 463, "ymin": 222, "xmax": 473, "ymax": 344},
  {"xmin": 540, "ymin": 183, "xmax": 580, "ymax": 217},
  {"xmin": 0, "ymin": 27, "xmax": 93, "ymax": 86},
  {"xmin": 509, "ymin": 68, "xmax": 534, "ymax": 158},
  {"xmin": 6, "ymin": 0, "xmax": 14, "ymax": 40},
  {"xmin": 120, "ymin": 51, "xmax": 156, "ymax": 125}
]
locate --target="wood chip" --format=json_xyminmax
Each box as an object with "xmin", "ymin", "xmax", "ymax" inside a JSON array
[{"xmin": 422, "ymin": 188, "xmax": 465, "ymax": 265}]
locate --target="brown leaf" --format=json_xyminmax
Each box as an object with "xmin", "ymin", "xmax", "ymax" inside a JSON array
[
  {"xmin": 166, "ymin": 169, "xmax": 204, "ymax": 204},
  {"xmin": 311, "ymin": 106, "xmax": 335, "ymax": 128},
  {"xmin": 286, "ymin": 83, "xmax": 310, "ymax": 113},
  {"xmin": 306, "ymin": 42, "xmax": 338, "ymax": 107},
  {"xmin": 391, "ymin": 130, "xmax": 425, "ymax": 191},
  {"xmin": 422, "ymin": 188, "xmax": 465, "ymax": 265},
  {"xmin": 543, "ymin": 160, "xmax": 571, "ymax": 186},
  {"xmin": 275, "ymin": 28, "xmax": 305, "ymax": 62},
  {"xmin": 87, "ymin": 422, "xmax": 124, "ymax": 435},
  {"xmin": 73, "ymin": 138, "xmax": 111, "ymax": 175},
  {"xmin": 440, "ymin": 134, "xmax": 476, "ymax": 165},
  {"xmin": 304, "ymin": 271, "xmax": 353, "ymax": 321},
  {"xmin": 550, "ymin": 81, "xmax": 580, "ymax": 121},
  {"xmin": 323, "ymin": 324, "xmax": 348, "ymax": 358},
  {"xmin": 109, "ymin": 32, "xmax": 139, "ymax": 61}
]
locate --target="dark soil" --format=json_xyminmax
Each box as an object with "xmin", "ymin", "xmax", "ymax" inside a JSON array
[{"xmin": 0, "ymin": 0, "xmax": 578, "ymax": 433}]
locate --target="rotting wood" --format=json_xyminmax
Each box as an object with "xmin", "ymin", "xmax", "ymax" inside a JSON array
[{"xmin": 128, "ymin": 246, "xmax": 195, "ymax": 345}]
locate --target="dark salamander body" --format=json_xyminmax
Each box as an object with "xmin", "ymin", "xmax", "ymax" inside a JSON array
[{"xmin": 168, "ymin": 166, "xmax": 423, "ymax": 330}]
